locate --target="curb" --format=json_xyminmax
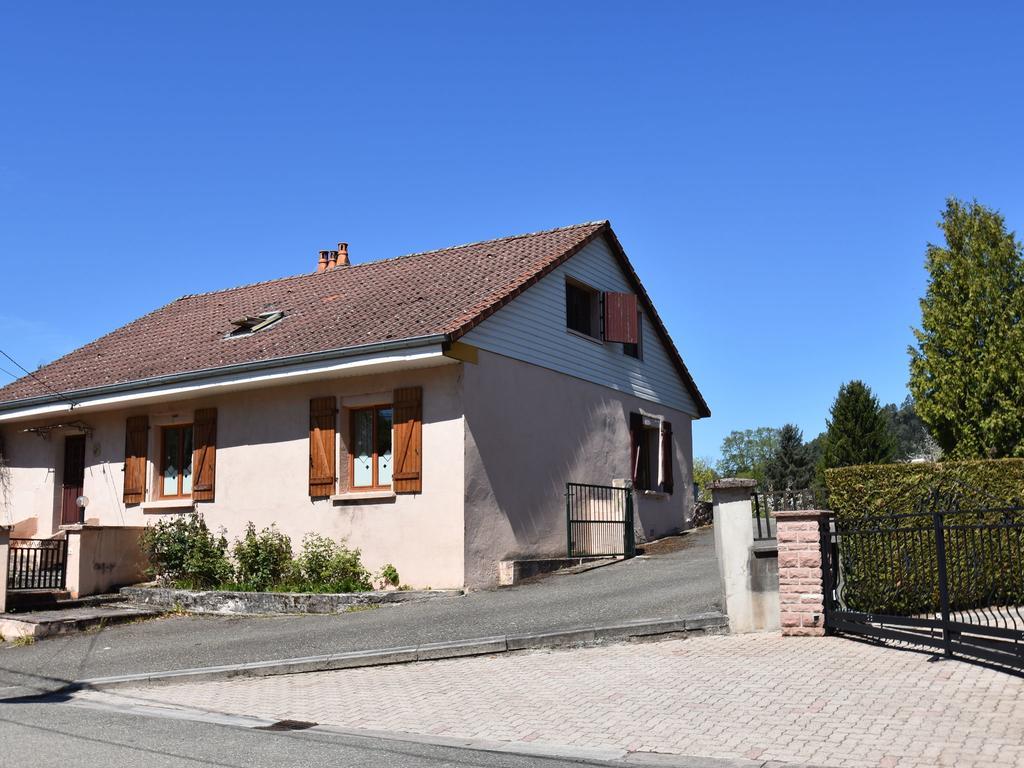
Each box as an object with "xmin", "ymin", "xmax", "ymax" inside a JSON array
[{"xmin": 79, "ymin": 611, "xmax": 728, "ymax": 689}]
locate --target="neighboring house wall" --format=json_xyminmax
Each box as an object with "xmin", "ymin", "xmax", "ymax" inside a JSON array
[
  {"xmin": 461, "ymin": 234, "xmax": 699, "ymax": 416},
  {"xmin": 0, "ymin": 363, "xmax": 466, "ymax": 589},
  {"xmin": 462, "ymin": 350, "xmax": 695, "ymax": 589}
]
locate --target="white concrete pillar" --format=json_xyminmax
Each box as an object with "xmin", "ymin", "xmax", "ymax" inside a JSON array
[{"xmin": 712, "ymin": 479, "xmax": 779, "ymax": 633}]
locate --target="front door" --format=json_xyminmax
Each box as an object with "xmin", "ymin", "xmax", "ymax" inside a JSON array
[{"xmin": 60, "ymin": 434, "xmax": 86, "ymax": 526}]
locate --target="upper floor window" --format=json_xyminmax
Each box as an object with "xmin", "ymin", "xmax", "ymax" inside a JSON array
[
  {"xmin": 160, "ymin": 424, "xmax": 193, "ymax": 498},
  {"xmin": 351, "ymin": 405, "xmax": 394, "ymax": 489},
  {"xmin": 623, "ymin": 313, "xmax": 643, "ymax": 359},
  {"xmin": 565, "ymin": 279, "xmax": 600, "ymax": 338}
]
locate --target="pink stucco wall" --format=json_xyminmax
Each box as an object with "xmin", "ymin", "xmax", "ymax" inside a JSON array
[
  {"xmin": 0, "ymin": 363, "xmax": 466, "ymax": 589},
  {"xmin": 461, "ymin": 349, "xmax": 695, "ymax": 589}
]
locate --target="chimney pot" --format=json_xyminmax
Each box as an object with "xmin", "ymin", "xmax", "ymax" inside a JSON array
[
  {"xmin": 327, "ymin": 249, "xmax": 338, "ymax": 269},
  {"xmin": 337, "ymin": 242, "xmax": 350, "ymax": 267},
  {"xmin": 317, "ymin": 250, "xmax": 329, "ymax": 273}
]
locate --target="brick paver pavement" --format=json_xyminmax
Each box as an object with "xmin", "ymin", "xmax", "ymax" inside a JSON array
[{"xmin": 78, "ymin": 634, "xmax": 1024, "ymax": 768}]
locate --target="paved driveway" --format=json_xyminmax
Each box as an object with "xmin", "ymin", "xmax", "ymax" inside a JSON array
[
  {"xmin": 0, "ymin": 527, "xmax": 720, "ymax": 696},
  {"xmin": 76, "ymin": 633, "xmax": 1024, "ymax": 768}
]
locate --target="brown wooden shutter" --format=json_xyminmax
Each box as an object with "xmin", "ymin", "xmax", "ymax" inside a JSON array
[
  {"xmin": 629, "ymin": 412, "xmax": 643, "ymax": 487},
  {"xmin": 603, "ymin": 292, "xmax": 639, "ymax": 344},
  {"xmin": 393, "ymin": 386, "xmax": 422, "ymax": 494},
  {"xmin": 661, "ymin": 421, "xmax": 674, "ymax": 495},
  {"xmin": 123, "ymin": 415, "xmax": 149, "ymax": 505},
  {"xmin": 192, "ymin": 408, "xmax": 217, "ymax": 502},
  {"xmin": 337, "ymin": 406, "xmax": 350, "ymax": 494},
  {"xmin": 309, "ymin": 396, "xmax": 337, "ymax": 497}
]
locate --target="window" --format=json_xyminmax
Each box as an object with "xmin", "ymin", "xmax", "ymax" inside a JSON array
[
  {"xmin": 351, "ymin": 406, "xmax": 394, "ymax": 489},
  {"xmin": 160, "ymin": 424, "xmax": 193, "ymax": 498},
  {"xmin": 630, "ymin": 413, "xmax": 673, "ymax": 494},
  {"xmin": 623, "ymin": 312, "xmax": 643, "ymax": 359},
  {"xmin": 226, "ymin": 311, "xmax": 284, "ymax": 338},
  {"xmin": 565, "ymin": 280, "xmax": 600, "ymax": 338},
  {"xmin": 634, "ymin": 424, "xmax": 659, "ymax": 491}
]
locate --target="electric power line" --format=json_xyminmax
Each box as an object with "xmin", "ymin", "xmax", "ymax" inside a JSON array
[{"xmin": 0, "ymin": 348, "xmax": 79, "ymax": 407}]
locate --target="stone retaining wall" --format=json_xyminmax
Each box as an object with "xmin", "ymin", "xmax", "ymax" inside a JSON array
[{"xmin": 121, "ymin": 586, "xmax": 463, "ymax": 615}]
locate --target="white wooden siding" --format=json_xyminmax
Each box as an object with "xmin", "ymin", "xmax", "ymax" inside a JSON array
[{"xmin": 462, "ymin": 237, "xmax": 699, "ymax": 416}]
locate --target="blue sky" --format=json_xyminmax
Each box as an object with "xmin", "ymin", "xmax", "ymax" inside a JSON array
[{"xmin": 2, "ymin": 2, "xmax": 1023, "ymax": 462}]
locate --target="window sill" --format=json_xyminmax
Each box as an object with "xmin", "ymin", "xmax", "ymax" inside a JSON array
[
  {"xmin": 637, "ymin": 490, "xmax": 670, "ymax": 500},
  {"xmin": 331, "ymin": 490, "xmax": 397, "ymax": 505},
  {"xmin": 566, "ymin": 327, "xmax": 604, "ymax": 345},
  {"xmin": 141, "ymin": 499, "xmax": 196, "ymax": 512}
]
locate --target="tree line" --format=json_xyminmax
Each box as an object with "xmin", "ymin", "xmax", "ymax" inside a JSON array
[{"xmin": 695, "ymin": 198, "xmax": 1024, "ymax": 497}]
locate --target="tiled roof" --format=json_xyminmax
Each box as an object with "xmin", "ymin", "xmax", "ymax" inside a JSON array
[{"xmin": 0, "ymin": 221, "xmax": 709, "ymax": 416}]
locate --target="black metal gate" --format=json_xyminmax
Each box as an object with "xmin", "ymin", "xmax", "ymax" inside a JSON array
[
  {"xmin": 566, "ymin": 483, "xmax": 635, "ymax": 558},
  {"xmin": 8, "ymin": 538, "xmax": 68, "ymax": 590},
  {"xmin": 822, "ymin": 503, "xmax": 1024, "ymax": 671}
]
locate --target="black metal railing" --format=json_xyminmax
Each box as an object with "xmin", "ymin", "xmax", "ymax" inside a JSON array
[
  {"xmin": 566, "ymin": 483, "xmax": 635, "ymax": 558},
  {"xmin": 822, "ymin": 503, "xmax": 1024, "ymax": 671},
  {"xmin": 752, "ymin": 487, "xmax": 822, "ymax": 540},
  {"xmin": 8, "ymin": 538, "xmax": 68, "ymax": 591}
]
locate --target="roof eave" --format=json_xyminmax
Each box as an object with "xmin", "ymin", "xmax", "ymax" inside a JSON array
[{"xmin": 0, "ymin": 334, "xmax": 450, "ymax": 415}]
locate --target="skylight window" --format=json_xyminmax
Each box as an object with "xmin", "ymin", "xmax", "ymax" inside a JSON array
[{"xmin": 226, "ymin": 311, "xmax": 284, "ymax": 338}]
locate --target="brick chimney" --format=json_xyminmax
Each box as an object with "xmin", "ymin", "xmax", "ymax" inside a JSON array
[{"xmin": 337, "ymin": 242, "xmax": 350, "ymax": 267}]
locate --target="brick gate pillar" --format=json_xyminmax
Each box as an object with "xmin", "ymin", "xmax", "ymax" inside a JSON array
[{"xmin": 774, "ymin": 510, "xmax": 826, "ymax": 637}]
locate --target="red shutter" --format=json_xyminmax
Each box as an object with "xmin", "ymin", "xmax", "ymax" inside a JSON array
[
  {"xmin": 309, "ymin": 397, "xmax": 337, "ymax": 497},
  {"xmin": 629, "ymin": 412, "xmax": 643, "ymax": 487},
  {"xmin": 123, "ymin": 415, "xmax": 149, "ymax": 505},
  {"xmin": 192, "ymin": 408, "xmax": 217, "ymax": 502},
  {"xmin": 603, "ymin": 292, "xmax": 639, "ymax": 344},
  {"xmin": 393, "ymin": 386, "xmax": 422, "ymax": 494},
  {"xmin": 661, "ymin": 421, "xmax": 674, "ymax": 495}
]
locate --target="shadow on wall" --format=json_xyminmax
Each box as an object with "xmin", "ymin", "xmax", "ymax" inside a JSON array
[{"xmin": 466, "ymin": 382, "xmax": 633, "ymax": 559}]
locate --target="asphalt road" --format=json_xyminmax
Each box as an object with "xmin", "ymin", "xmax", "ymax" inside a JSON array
[
  {"xmin": 0, "ymin": 527, "xmax": 720, "ymax": 698},
  {"xmin": 0, "ymin": 700, "xmax": 646, "ymax": 768}
]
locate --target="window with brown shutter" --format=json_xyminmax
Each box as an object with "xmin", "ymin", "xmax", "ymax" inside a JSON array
[
  {"xmin": 392, "ymin": 386, "xmax": 422, "ymax": 494},
  {"xmin": 661, "ymin": 421, "xmax": 674, "ymax": 495},
  {"xmin": 309, "ymin": 396, "xmax": 337, "ymax": 497},
  {"xmin": 192, "ymin": 408, "xmax": 217, "ymax": 502},
  {"xmin": 123, "ymin": 415, "xmax": 149, "ymax": 505},
  {"xmin": 603, "ymin": 292, "xmax": 639, "ymax": 344},
  {"xmin": 630, "ymin": 413, "xmax": 672, "ymax": 494}
]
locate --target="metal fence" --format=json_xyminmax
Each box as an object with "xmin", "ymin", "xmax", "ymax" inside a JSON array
[
  {"xmin": 566, "ymin": 483, "xmax": 635, "ymax": 558},
  {"xmin": 752, "ymin": 488, "xmax": 822, "ymax": 541},
  {"xmin": 8, "ymin": 538, "xmax": 68, "ymax": 591},
  {"xmin": 822, "ymin": 504, "xmax": 1024, "ymax": 671}
]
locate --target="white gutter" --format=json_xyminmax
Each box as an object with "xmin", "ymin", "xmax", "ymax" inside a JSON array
[{"xmin": 0, "ymin": 337, "xmax": 453, "ymax": 424}]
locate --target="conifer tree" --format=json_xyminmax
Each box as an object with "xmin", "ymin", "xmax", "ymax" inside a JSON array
[
  {"xmin": 823, "ymin": 381, "xmax": 895, "ymax": 468},
  {"xmin": 764, "ymin": 424, "xmax": 814, "ymax": 491},
  {"xmin": 909, "ymin": 198, "xmax": 1024, "ymax": 458}
]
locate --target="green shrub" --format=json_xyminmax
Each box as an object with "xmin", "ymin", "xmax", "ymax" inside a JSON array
[
  {"xmin": 295, "ymin": 533, "xmax": 372, "ymax": 593},
  {"xmin": 374, "ymin": 563, "xmax": 400, "ymax": 590},
  {"xmin": 232, "ymin": 523, "xmax": 295, "ymax": 591},
  {"xmin": 140, "ymin": 514, "xmax": 233, "ymax": 589},
  {"xmin": 825, "ymin": 458, "xmax": 1024, "ymax": 519},
  {"xmin": 825, "ymin": 459, "xmax": 1024, "ymax": 616}
]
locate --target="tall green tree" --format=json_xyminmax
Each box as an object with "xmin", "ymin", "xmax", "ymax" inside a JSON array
[
  {"xmin": 764, "ymin": 424, "xmax": 814, "ymax": 490},
  {"xmin": 691, "ymin": 457, "xmax": 718, "ymax": 502},
  {"xmin": 823, "ymin": 381, "xmax": 896, "ymax": 468},
  {"xmin": 880, "ymin": 396, "xmax": 934, "ymax": 461},
  {"xmin": 909, "ymin": 198, "xmax": 1024, "ymax": 458},
  {"xmin": 716, "ymin": 427, "xmax": 781, "ymax": 483}
]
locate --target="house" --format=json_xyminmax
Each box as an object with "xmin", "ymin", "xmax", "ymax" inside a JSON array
[{"xmin": 0, "ymin": 221, "xmax": 709, "ymax": 590}]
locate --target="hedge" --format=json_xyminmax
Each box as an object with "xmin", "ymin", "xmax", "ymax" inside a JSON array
[
  {"xmin": 824, "ymin": 459, "xmax": 1024, "ymax": 616},
  {"xmin": 825, "ymin": 458, "xmax": 1024, "ymax": 519}
]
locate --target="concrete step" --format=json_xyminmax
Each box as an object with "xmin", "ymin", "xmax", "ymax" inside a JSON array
[{"xmin": 0, "ymin": 604, "xmax": 162, "ymax": 642}]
